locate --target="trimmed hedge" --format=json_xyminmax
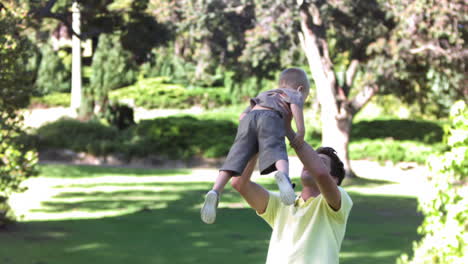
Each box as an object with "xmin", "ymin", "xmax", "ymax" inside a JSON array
[
  {"xmin": 30, "ymin": 93, "xmax": 71, "ymax": 108},
  {"xmin": 109, "ymin": 77, "xmax": 232, "ymax": 109},
  {"xmin": 36, "ymin": 118, "xmax": 119, "ymax": 156},
  {"xmin": 34, "ymin": 116, "xmax": 446, "ymax": 164},
  {"xmin": 36, "ymin": 116, "xmax": 236, "ymax": 160},
  {"xmin": 352, "ymin": 119, "xmax": 444, "ymax": 143}
]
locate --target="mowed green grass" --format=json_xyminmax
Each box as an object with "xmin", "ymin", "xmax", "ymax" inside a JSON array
[{"xmin": 2, "ymin": 164, "xmax": 422, "ymax": 264}]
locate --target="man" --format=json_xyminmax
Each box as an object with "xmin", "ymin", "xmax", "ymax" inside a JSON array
[{"xmin": 231, "ymin": 116, "xmax": 353, "ymax": 264}]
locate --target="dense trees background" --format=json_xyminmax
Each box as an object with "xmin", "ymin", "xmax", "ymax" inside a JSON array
[
  {"xmin": 1, "ymin": 1, "xmax": 467, "ymax": 261},
  {"xmin": 17, "ymin": 0, "xmax": 465, "ymax": 177}
]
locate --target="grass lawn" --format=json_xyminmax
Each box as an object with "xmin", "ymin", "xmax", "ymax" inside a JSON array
[{"xmin": 3, "ymin": 163, "xmax": 423, "ymax": 264}]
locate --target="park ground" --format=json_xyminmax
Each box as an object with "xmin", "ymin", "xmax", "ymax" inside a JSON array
[{"xmin": 3, "ymin": 157, "xmax": 428, "ymax": 264}]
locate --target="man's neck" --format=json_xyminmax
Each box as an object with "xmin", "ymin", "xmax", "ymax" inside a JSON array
[{"xmin": 300, "ymin": 185, "xmax": 321, "ymax": 201}]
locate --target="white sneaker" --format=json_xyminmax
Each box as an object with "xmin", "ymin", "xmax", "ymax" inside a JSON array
[
  {"xmin": 275, "ymin": 171, "xmax": 296, "ymax": 205},
  {"xmin": 201, "ymin": 190, "xmax": 219, "ymax": 224}
]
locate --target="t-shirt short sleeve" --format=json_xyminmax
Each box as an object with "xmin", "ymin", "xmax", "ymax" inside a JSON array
[
  {"xmin": 279, "ymin": 88, "xmax": 304, "ymax": 108},
  {"xmin": 322, "ymin": 187, "xmax": 353, "ymax": 223},
  {"xmin": 257, "ymin": 192, "xmax": 281, "ymax": 227}
]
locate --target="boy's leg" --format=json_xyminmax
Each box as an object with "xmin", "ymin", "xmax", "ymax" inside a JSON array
[
  {"xmin": 274, "ymin": 159, "xmax": 296, "ymax": 205},
  {"xmin": 201, "ymin": 170, "xmax": 232, "ymax": 224},
  {"xmin": 212, "ymin": 170, "xmax": 232, "ymax": 194},
  {"xmin": 275, "ymin": 159, "xmax": 289, "ymax": 176}
]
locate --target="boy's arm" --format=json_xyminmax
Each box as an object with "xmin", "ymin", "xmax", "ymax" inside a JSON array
[
  {"xmin": 231, "ymin": 154, "xmax": 270, "ymax": 214},
  {"xmin": 290, "ymin": 103, "xmax": 305, "ymax": 147}
]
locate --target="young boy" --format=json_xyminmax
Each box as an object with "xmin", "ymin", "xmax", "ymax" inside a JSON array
[{"xmin": 201, "ymin": 68, "xmax": 310, "ymax": 224}]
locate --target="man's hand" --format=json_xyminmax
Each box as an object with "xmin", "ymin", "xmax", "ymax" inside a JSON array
[{"xmin": 292, "ymin": 132, "xmax": 305, "ymax": 149}]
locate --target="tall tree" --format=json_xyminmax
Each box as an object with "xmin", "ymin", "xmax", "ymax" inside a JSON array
[
  {"xmin": 26, "ymin": 0, "xmax": 171, "ymax": 111},
  {"xmin": 297, "ymin": 0, "xmax": 466, "ymax": 177},
  {"xmin": 297, "ymin": 0, "xmax": 389, "ymax": 177}
]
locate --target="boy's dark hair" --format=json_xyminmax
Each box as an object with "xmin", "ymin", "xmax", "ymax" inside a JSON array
[
  {"xmin": 279, "ymin": 68, "xmax": 310, "ymax": 91},
  {"xmin": 316, "ymin": 147, "xmax": 345, "ymax": 185}
]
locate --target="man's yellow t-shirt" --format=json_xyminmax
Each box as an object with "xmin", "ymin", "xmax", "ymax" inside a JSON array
[{"xmin": 258, "ymin": 187, "xmax": 353, "ymax": 264}]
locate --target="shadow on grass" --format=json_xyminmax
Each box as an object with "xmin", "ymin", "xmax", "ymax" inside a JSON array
[
  {"xmin": 39, "ymin": 164, "xmax": 191, "ymax": 178},
  {"xmin": 342, "ymin": 176, "xmax": 395, "ymax": 187},
  {"xmin": 2, "ymin": 180, "xmax": 422, "ymax": 264}
]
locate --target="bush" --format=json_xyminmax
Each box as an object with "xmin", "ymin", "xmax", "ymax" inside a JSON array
[
  {"xmin": 35, "ymin": 115, "xmax": 237, "ymax": 160},
  {"xmin": 110, "ymin": 77, "xmax": 232, "ymax": 109},
  {"xmin": 127, "ymin": 116, "xmax": 236, "ymax": 159},
  {"xmin": 352, "ymin": 119, "xmax": 444, "ymax": 144},
  {"xmin": 1, "ymin": 5, "xmax": 38, "ymax": 226},
  {"xmin": 103, "ymin": 102, "xmax": 135, "ymax": 130},
  {"xmin": 398, "ymin": 101, "xmax": 467, "ymax": 264},
  {"xmin": 36, "ymin": 118, "xmax": 119, "ymax": 156},
  {"xmin": 35, "ymin": 45, "xmax": 71, "ymax": 95},
  {"xmin": 30, "ymin": 93, "xmax": 71, "ymax": 108},
  {"xmin": 349, "ymin": 139, "xmax": 446, "ymax": 164}
]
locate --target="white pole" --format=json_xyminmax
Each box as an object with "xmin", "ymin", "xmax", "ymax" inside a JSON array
[{"xmin": 70, "ymin": 1, "xmax": 82, "ymax": 111}]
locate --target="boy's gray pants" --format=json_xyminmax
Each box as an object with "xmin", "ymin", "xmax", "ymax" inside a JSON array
[{"xmin": 220, "ymin": 110, "xmax": 288, "ymax": 176}]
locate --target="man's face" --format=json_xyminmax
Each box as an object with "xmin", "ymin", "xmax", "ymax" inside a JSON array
[{"xmin": 301, "ymin": 154, "xmax": 339, "ymax": 185}]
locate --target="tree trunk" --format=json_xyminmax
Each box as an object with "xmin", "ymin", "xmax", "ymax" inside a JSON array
[
  {"xmin": 298, "ymin": 1, "xmax": 376, "ymax": 178},
  {"xmin": 70, "ymin": 1, "xmax": 82, "ymax": 111},
  {"xmin": 321, "ymin": 110, "xmax": 355, "ymax": 178}
]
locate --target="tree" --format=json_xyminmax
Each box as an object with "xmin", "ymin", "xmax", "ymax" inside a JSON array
[
  {"xmin": 88, "ymin": 33, "xmax": 137, "ymax": 115},
  {"xmin": 35, "ymin": 44, "xmax": 71, "ymax": 95},
  {"xmin": 26, "ymin": 0, "xmax": 170, "ymax": 109},
  {"xmin": 0, "ymin": 2, "xmax": 38, "ymax": 226},
  {"xmin": 297, "ymin": 0, "xmax": 390, "ymax": 177},
  {"xmin": 149, "ymin": 0, "xmax": 256, "ymax": 86},
  {"xmin": 296, "ymin": 0, "xmax": 466, "ymax": 177}
]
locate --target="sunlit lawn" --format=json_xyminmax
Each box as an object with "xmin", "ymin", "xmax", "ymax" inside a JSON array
[{"xmin": 3, "ymin": 164, "xmax": 422, "ymax": 264}]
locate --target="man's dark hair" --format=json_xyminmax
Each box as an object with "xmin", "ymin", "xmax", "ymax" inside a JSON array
[{"xmin": 316, "ymin": 147, "xmax": 345, "ymax": 185}]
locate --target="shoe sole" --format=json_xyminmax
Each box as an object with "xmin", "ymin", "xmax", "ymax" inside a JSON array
[
  {"xmin": 275, "ymin": 171, "xmax": 296, "ymax": 205},
  {"xmin": 201, "ymin": 191, "xmax": 218, "ymax": 224}
]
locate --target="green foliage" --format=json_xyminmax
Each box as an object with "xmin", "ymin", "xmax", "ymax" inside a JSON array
[
  {"xmin": 0, "ymin": 2, "xmax": 39, "ymax": 226},
  {"xmin": 89, "ymin": 33, "xmax": 138, "ymax": 114},
  {"xmin": 35, "ymin": 115, "xmax": 237, "ymax": 160},
  {"xmin": 36, "ymin": 119, "xmax": 119, "ymax": 156},
  {"xmin": 30, "ymin": 93, "xmax": 71, "ymax": 108},
  {"xmin": 398, "ymin": 101, "xmax": 468, "ymax": 264},
  {"xmin": 129, "ymin": 116, "xmax": 236, "ymax": 159},
  {"xmin": 368, "ymin": 0, "xmax": 466, "ymax": 116},
  {"xmin": 349, "ymin": 139, "xmax": 446, "ymax": 165},
  {"xmin": 35, "ymin": 44, "xmax": 71, "ymax": 95},
  {"xmin": 102, "ymin": 102, "xmax": 135, "ymax": 130},
  {"xmin": 139, "ymin": 47, "xmax": 198, "ymax": 85},
  {"xmin": 0, "ymin": 113, "xmax": 38, "ymax": 223},
  {"xmin": 352, "ymin": 119, "xmax": 444, "ymax": 144},
  {"xmin": 110, "ymin": 77, "xmax": 232, "ymax": 109}
]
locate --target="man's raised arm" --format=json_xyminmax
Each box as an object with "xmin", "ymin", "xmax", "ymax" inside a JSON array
[
  {"xmin": 231, "ymin": 154, "xmax": 270, "ymax": 214},
  {"xmin": 285, "ymin": 121, "xmax": 342, "ymax": 210}
]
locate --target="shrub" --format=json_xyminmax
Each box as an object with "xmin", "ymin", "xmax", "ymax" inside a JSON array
[
  {"xmin": 352, "ymin": 119, "xmax": 444, "ymax": 144},
  {"xmin": 36, "ymin": 118, "xmax": 119, "ymax": 156},
  {"xmin": 30, "ymin": 93, "xmax": 71, "ymax": 108},
  {"xmin": 110, "ymin": 77, "xmax": 232, "ymax": 109},
  {"xmin": 127, "ymin": 116, "xmax": 236, "ymax": 159},
  {"xmin": 1, "ymin": 4, "xmax": 38, "ymax": 226},
  {"xmin": 35, "ymin": 115, "xmax": 237, "ymax": 160},
  {"xmin": 35, "ymin": 45, "xmax": 71, "ymax": 95},
  {"xmin": 349, "ymin": 139, "xmax": 446, "ymax": 164},
  {"xmin": 398, "ymin": 101, "xmax": 467, "ymax": 264},
  {"xmin": 103, "ymin": 102, "xmax": 135, "ymax": 130}
]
